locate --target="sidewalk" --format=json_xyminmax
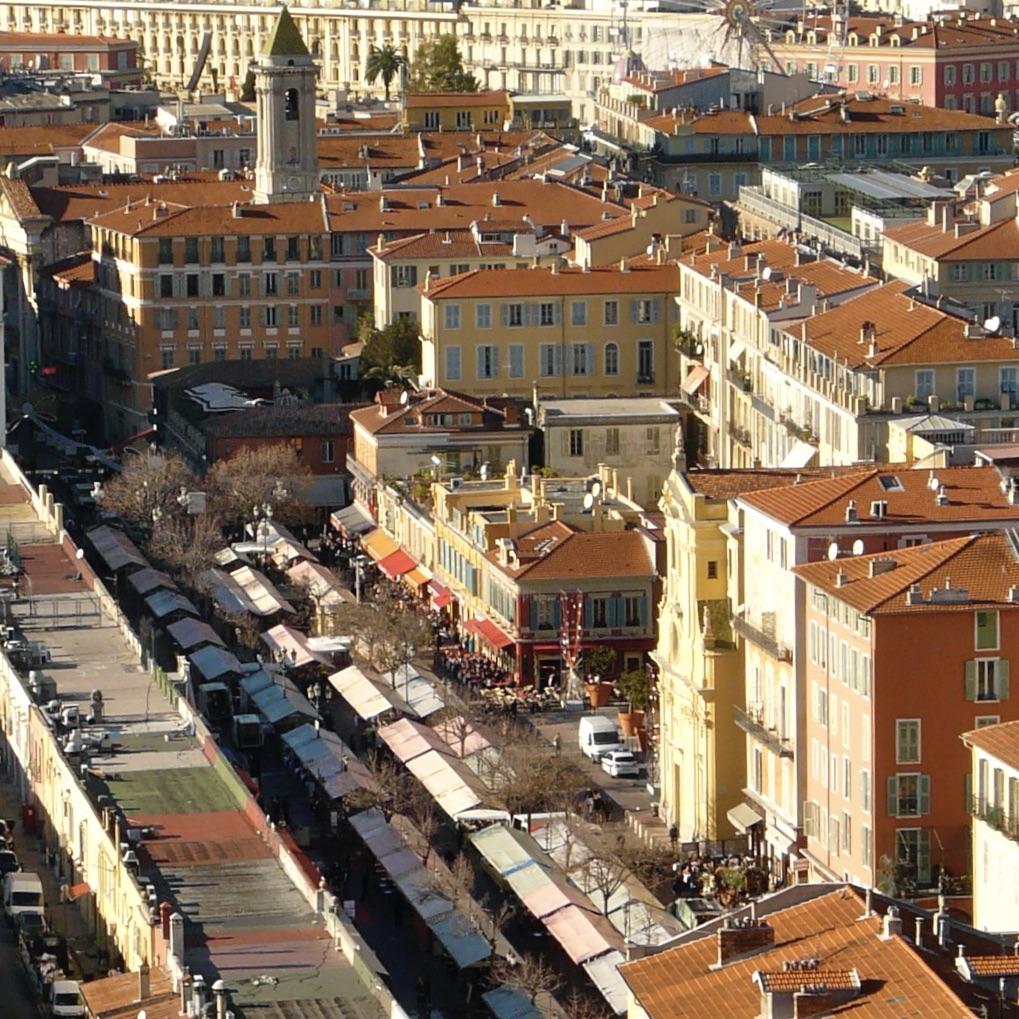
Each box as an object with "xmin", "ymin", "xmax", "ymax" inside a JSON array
[{"xmin": 0, "ymin": 770, "xmax": 102, "ymax": 981}]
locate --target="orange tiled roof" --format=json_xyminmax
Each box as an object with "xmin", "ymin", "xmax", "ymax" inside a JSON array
[
  {"xmin": 0, "ymin": 176, "xmax": 42, "ymax": 219},
  {"xmin": 962, "ymin": 955, "xmax": 1019, "ymax": 976},
  {"xmin": 683, "ymin": 466, "xmax": 873, "ymax": 501},
  {"xmin": 755, "ymin": 968, "xmax": 860, "ymax": 992},
  {"xmin": 623, "ymin": 66, "xmax": 729, "ymax": 93},
  {"xmin": 46, "ymin": 253, "xmax": 95, "ymax": 288},
  {"xmin": 421, "ymin": 262, "xmax": 677, "ymax": 300},
  {"xmin": 962, "ymin": 719, "xmax": 1019, "ymax": 771},
  {"xmin": 81, "ymin": 121, "xmax": 163, "ymax": 155},
  {"xmin": 326, "ymin": 178, "xmax": 627, "ymax": 234},
  {"xmin": 89, "ymin": 196, "xmax": 328, "ymax": 237},
  {"xmin": 802, "ymin": 281, "xmax": 1016, "ymax": 368},
  {"xmin": 739, "ymin": 464, "xmax": 1018, "ymax": 527},
  {"xmin": 485, "ymin": 523, "xmax": 653, "ymax": 581},
  {"xmin": 792, "ymin": 531, "xmax": 1019, "ymax": 614},
  {"xmin": 0, "ymin": 29, "xmax": 133, "ymax": 48},
  {"xmin": 351, "ymin": 388, "xmax": 516, "ymax": 437},
  {"xmin": 621, "ymin": 887, "xmax": 978, "ymax": 1019},
  {"xmin": 0, "ymin": 122, "xmax": 94, "ymax": 158},
  {"xmin": 370, "ymin": 229, "xmax": 514, "ymax": 260},
  {"xmin": 884, "ymin": 217, "xmax": 1019, "ymax": 261},
  {"xmin": 406, "ymin": 90, "xmax": 510, "ymax": 109},
  {"xmin": 782, "ymin": 12, "xmax": 1019, "ymax": 50}
]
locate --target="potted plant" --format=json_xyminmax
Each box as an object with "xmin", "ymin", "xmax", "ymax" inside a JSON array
[
  {"xmin": 583, "ymin": 646, "xmax": 615, "ymax": 708},
  {"xmin": 617, "ymin": 667, "xmax": 649, "ymax": 736}
]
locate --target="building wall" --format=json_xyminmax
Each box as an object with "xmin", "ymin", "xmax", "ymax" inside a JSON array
[
  {"xmin": 421, "ymin": 284, "xmax": 676, "ymax": 400},
  {"xmin": 653, "ymin": 471, "xmax": 746, "ymax": 842},
  {"xmin": 403, "ymin": 95, "xmax": 511, "ymax": 133},
  {"xmin": 209, "ymin": 431, "xmax": 352, "ymax": 474},
  {"xmin": 970, "ymin": 743, "xmax": 1019, "ymax": 932}
]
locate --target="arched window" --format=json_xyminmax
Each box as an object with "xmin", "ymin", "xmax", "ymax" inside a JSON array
[
  {"xmin": 285, "ymin": 87, "xmax": 300, "ymax": 120},
  {"xmin": 604, "ymin": 342, "xmax": 619, "ymax": 376}
]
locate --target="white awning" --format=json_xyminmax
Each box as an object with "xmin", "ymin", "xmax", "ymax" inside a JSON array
[
  {"xmin": 405, "ymin": 750, "xmax": 481, "ymax": 819},
  {"xmin": 727, "ymin": 340, "xmax": 747, "ymax": 364},
  {"xmin": 427, "ymin": 911, "xmax": 492, "ymax": 969},
  {"xmin": 470, "ymin": 824, "xmax": 537, "ymax": 878},
  {"xmin": 329, "ymin": 665, "xmax": 395, "ymax": 720},
  {"xmin": 779, "ymin": 440, "xmax": 817, "ymax": 469},
  {"xmin": 377, "ymin": 717, "xmax": 450, "ymax": 764},
  {"xmin": 583, "ymin": 951, "xmax": 628, "ymax": 1015},
  {"xmin": 482, "ymin": 987, "xmax": 544, "ymax": 1019},
  {"xmin": 681, "ymin": 365, "xmax": 710, "ymax": 395},
  {"xmin": 727, "ymin": 801, "xmax": 764, "ymax": 833}
]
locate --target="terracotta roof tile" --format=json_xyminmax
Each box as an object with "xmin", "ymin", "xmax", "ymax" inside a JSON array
[
  {"xmin": 962, "ymin": 719, "xmax": 1019, "ymax": 772},
  {"xmin": 786, "ymin": 13, "xmax": 1019, "ymax": 50},
  {"xmin": 0, "ymin": 122, "xmax": 93, "ymax": 158},
  {"xmin": 421, "ymin": 262, "xmax": 675, "ymax": 300},
  {"xmin": 755, "ymin": 968, "xmax": 859, "ymax": 992},
  {"xmin": 46, "ymin": 253, "xmax": 95, "ymax": 287},
  {"xmin": 351, "ymin": 387, "xmax": 517, "ymax": 437},
  {"xmin": 683, "ymin": 466, "xmax": 873, "ymax": 500},
  {"xmin": 884, "ymin": 217, "xmax": 1019, "ymax": 262},
  {"xmin": 0, "ymin": 176, "xmax": 41, "ymax": 219},
  {"xmin": 623, "ymin": 66, "xmax": 729, "ymax": 93},
  {"xmin": 406, "ymin": 90, "xmax": 510, "ymax": 109},
  {"xmin": 0, "ymin": 29, "xmax": 133, "ymax": 48},
  {"xmin": 326, "ymin": 178, "xmax": 626, "ymax": 235},
  {"xmin": 81, "ymin": 121, "xmax": 164, "ymax": 155},
  {"xmin": 621, "ymin": 887, "xmax": 980, "ymax": 1019},
  {"xmin": 801, "ymin": 281, "xmax": 1017, "ymax": 368},
  {"xmin": 962, "ymin": 955, "xmax": 1019, "ymax": 977},
  {"xmin": 792, "ymin": 531, "xmax": 1019, "ymax": 614},
  {"xmin": 739, "ymin": 464, "xmax": 1019, "ymax": 527},
  {"xmin": 485, "ymin": 524, "xmax": 653, "ymax": 581},
  {"xmin": 371, "ymin": 229, "xmax": 507, "ymax": 260}
]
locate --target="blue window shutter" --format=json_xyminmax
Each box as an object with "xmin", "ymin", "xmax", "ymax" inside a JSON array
[
  {"xmin": 553, "ymin": 346, "xmax": 562, "ymax": 376},
  {"xmin": 552, "ymin": 599, "xmax": 561, "ymax": 628},
  {"xmin": 501, "ymin": 303, "xmax": 509, "ymax": 326},
  {"xmin": 584, "ymin": 599, "xmax": 593, "ymax": 628},
  {"xmin": 639, "ymin": 594, "xmax": 648, "ymax": 627},
  {"xmin": 608, "ymin": 597, "xmax": 618, "ymax": 627},
  {"xmin": 491, "ymin": 346, "xmax": 500, "ymax": 376},
  {"xmin": 586, "ymin": 342, "xmax": 595, "ymax": 375},
  {"xmin": 630, "ymin": 299, "xmax": 638, "ymax": 323},
  {"xmin": 554, "ymin": 303, "xmax": 562, "ymax": 325},
  {"xmin": 650, "ymin": 299, "xmax": 660, "ymax": 323}
]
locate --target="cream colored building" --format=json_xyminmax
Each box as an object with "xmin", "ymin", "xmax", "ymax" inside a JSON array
[
  {"xmin": 537, "ymin": 397, "xmax": 680, "ymax": 510},
  {"xmin": 963, "ymin": 720, "xmax": 1019, "ymax": 933},
  {"xmin": 420, "ymin": 262, "xmax": 678, "ymax": 401},
  {"xmin": 653, "ymin": 468, "xmax": 747, "ymax": 844}
]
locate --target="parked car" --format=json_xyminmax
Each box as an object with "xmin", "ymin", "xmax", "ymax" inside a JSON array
[
  {"xmin": 601, "ymin": 750, "xmax": 641, "ymax": 778},
  {"xmin": 0, "ymin": 849, "xmax": 19, "ymax": 876}
]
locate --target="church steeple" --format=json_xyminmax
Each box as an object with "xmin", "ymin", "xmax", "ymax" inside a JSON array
[{"xmin": 253, "ymin": 6, "xmax": 319, "ymax": 204}]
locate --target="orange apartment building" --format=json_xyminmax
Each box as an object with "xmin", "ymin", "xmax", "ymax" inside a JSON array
[{"xmin": 793, "ymin": 531, "xmax": 1019, "ymax": 894}]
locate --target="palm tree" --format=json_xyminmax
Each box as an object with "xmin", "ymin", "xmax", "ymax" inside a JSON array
[{"xmin": 365, "ymin": 44, "xmax": 406, "ymax": 101}]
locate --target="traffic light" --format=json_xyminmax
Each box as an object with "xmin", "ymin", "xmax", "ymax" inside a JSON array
[{"xmin": 27, "ymin": 360, "xmax": 39, "ymax": 376}]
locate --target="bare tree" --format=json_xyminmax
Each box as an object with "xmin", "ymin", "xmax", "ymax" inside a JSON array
[
  {"xmin": 564, "ymin": 988, "xmax": 613, "ymax": 1019},
  {"xmin": 98, "ymin": 451, "xmax": 196, "ymax": 532},
  {"xmin": 344, "ymin": 749, "xmax": 413, "ymax": 822},
  {"xmin": 492, "ymin": 953, "xmax": 563, "ymax": 1006},
  {"xmin": 335, "ymin": 586, "xmax": 431, "ymax": 682},
  {"xmin": 406, "ymin": 787, "xmax": 439, "ymax": 862},
  {"xmin": 495, "ymin": 729, "xmax": 587, "ymax": 825},
  {"xmin": 478, "ymin": 893, "xmax": 515, "ymax": 952},
  {"xmin": 147, "ymin": 512, "xmax": 224, "ymax": 586},
  {"xmin": 205, "ymin": 443, "xmax": 313, "ymax": 532},
  {"xmin": 578, "ymin": 852, "xmax": 632, "ymax": 915}
]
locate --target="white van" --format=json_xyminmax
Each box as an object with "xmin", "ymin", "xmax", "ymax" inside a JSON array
[
  {"xmin": 3, "ymin": 871, "xmax": 44, "ymax": 920},
  {"xmin": 578, "ymin": 715, "xmax": 625, "ymax": 762},
  {"xmin": 50, "ymin": 980, "xmax": 85, "ymax": 1018}
]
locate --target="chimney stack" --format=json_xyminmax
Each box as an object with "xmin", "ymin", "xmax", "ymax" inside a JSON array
[
  {"xmin": 136, "ymin": 961, "xmax": 150, "ymax": 1002},
  {"xmin": 212, "ymin": 979, "xmax": 228, "ymax": 1019},
  {"xmin": 881, "ymin": 907, "xmax": 903, "ymax": 941},
  {"xmin": 717, "ymin": 918, "xmax": 775, "ymax": 966},
  {"xmin": 192, "ymin": 974, "xmax": 207, "ymax": 1017},
  {"xmin": 169, "ymin": 912, "xmax": 185, "ymax": 967},
  {"xmin": 914, "ymin": 916, "xmax": 924, "ymax": 949}
]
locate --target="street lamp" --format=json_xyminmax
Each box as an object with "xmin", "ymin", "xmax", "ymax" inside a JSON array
[
  {"xmin": 353, "ymin": 554, "xmax": 369, "ymax": 604},
  {"xmin": 253, "ymin": 502, "xmax": 274, "ymax": 563}
]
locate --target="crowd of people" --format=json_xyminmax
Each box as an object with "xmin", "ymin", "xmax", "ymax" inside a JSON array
[{"xmin": 435, "ymin": 643, "xmax": 513, "ymax": 691}]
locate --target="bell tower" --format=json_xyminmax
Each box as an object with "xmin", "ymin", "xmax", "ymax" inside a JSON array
[{"xmin": 253, "ymin": 6, "xmax": 319, "ymax": 204}]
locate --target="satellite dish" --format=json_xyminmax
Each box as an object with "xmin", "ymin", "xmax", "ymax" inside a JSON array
[
  {"xmin": 583, "ymin": 492, "xmax": 595, "ymax": 511},
  {"xmin": 929, "ymin": 476, "xmax": 940, "ymax": 491},
  {"xmin": 591, "ymin": 481, "xmax": 602, "ymax": 499},
  {"xmin": 695, "ymin": 343, "xmax": 704, "ymax": 355},
  {"xmin": 399, "ymin": 390, "xmax": 409, "ymax": 405},
  {"xmin": 76, "ymin": 548, "xmax": 85, "ymax": 560},
  {"xmin": 827, "ymin": 541, "xmax": 839, "ymax": 561},
  {"xmin": 762, "ymin": 266, "xmax": 773, "ymax": 281},
  {"xmin": 984, "ymin": 315, "xmax": 1001, "ymax": 334},
  {"xmin": 852, "ymin": 539, "xmax": 864, "ymax": 556}
]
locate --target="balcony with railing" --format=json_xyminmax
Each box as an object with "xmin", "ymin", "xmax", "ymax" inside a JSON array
[
  {"xmin": 737, "ymin": 186, "xmax": 864, "ymax": 259},
  {"xmin": 970, "ymin": 797, "xmax": 1019, "ymax": 841},
  {"xmin": 732, "ymin": 614, "xmax": 792, "ymax": 663},
  {"xmin": 734, "ymin": 704, "xmax": 794, "ymax": 758}
]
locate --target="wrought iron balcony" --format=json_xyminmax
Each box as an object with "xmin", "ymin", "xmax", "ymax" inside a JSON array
[
  {"xmin": 732, "ymin": 614, "xmax": 792, "ymax": 663},
  {"xmin": 734, "ymin": 704, "xmax": 793, "ymax": 758}
]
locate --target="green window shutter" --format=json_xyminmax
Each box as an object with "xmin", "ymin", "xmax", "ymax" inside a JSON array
[
  {"xmin": 999, "ymin": 659, "xmax": 1010, "ymax": 699},
  {"xmin": 887, "ymin": 775, "xmax": 899, "ymax": 816},
  {"xmin": 553, "ymin": 303, "xmax": 562, "ymax": 325},
  {"xmin": 965, "ymin": 659, "xmax": 977, "ymax": 700},
  {"xmin": 918, "ymin": 775, "xmax": 931, "ymax": 815}
]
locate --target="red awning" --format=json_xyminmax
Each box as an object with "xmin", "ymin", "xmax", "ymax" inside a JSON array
[
  {"xmin": 378, "ymin": 549, "xmax": 418, "ymax": 580},
  {"xmin": 110, "ymin": 426, "xmax": 156, "ymax": 453},
  {"xmin": 464, "ymin": 617, "xmax": 514, "ymax": 650},
  {"xmin": 429, "ymin": 580, "xmax": 452, "ymax": 609},
  {"xmin": 68, "ymin": 882, "xmax": 92, "ymax": 901}
]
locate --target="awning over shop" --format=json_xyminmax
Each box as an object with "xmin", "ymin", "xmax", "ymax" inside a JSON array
[
  {"xmin": 378, "ymin": 548, "xmax": 418, "ymax": 581},
  {"xmin": 261, "ymin": 623, "xmax": 333, "ymax": 669},
  {"xmin": 239, "ymin": 668, "xmax": 320, "ymax": 726},
  {"xmin": 681, "ymin": 365, "xmax": 710, "ymax": 396},
  {"xmin": 582, "ymin": 951, "xmax": 628, "ymax": 1015},
  {"xmin": 727, "ymin": 340, "xmax": 747, "ymax": 364},
  {"xmin": 329, "ymin": 665, "xmax": 395, "ymax": 721},
  {"xmin": 428, "ymin": 580, "xmax": 451, "ymax": 609},
  {"xmin": 167, "ymin": 618, "xmax": 224, "ymax": 651},
  {"xmin": 727, "ymin": 801, "xmax": 764, "ymax": 833},
  {"xmin": 463, "ymin": 617, "xmax": 513, "ymax": 651},
  {"xmin": 362, "ymin": 529, "xmax": 399, "ymax": 563},
  {"xmin": 377, "ymin": 717, "xmax": 451, "ymax": 764},
  {"xmin": 206, "ymin": 565, "xmax": 296, "ymax": 617},
  {"xmin": 403, "ymin": 566, "xmax": 431, "ymax": 590},
  {"xmin": 433, "ymin": 717, "xmax": 491, "ymax": 759},
  {"xmin": 282, "ymin": 723, "xmax": 371, "ymax": 801},
  {"xmin": 67, "ymin": 882, "xmax": 92, "ymax": 902},
  {"xmin": 482, "ymin": 988, "xmax": 544, "ymax": 1019},
  {"xmin": 519, "ymin": 875, "xmax": 572, "ymax": 920},
  {"xmin": 469, "ymin": 824, "xmax": 538, "ymax": 879},
  {"xmin": 428, "ymin": 911, "xmax": 491, "ymax": 969},
  {"xmin": 145, "ymin": 590, "xmax": 198, "ymax": 620},
  {"xmin": 779, "ymin": 440, "xmax": 818, "ymax": 470},
  {"xmin": 405, "ymin": 750, "xmax": 481, "ymax": 819},
  {"xmin": 188, "ymin": 644, "xmax": 243, "ymax": 681},
  {"xmin": 385, "ymin": 667, "xmax": 445, "ymax": 719},
  {"xmin": 286, "ymin": 559, "xmax": 346, "ymax": 609},
  {"xmin": 542, "ymin": 905, "xmax": 613, "ymax": 965},
  {"xmin": 331, "ymin": 502, "xmax": 376, "ymax": 537},
  {"xmin": 87, "ymin": 525, "xmax": 147, "ymax": 572},
  {"xmin": 127, "ymin": 568, "xmax": 177, "ymax": 596}
]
